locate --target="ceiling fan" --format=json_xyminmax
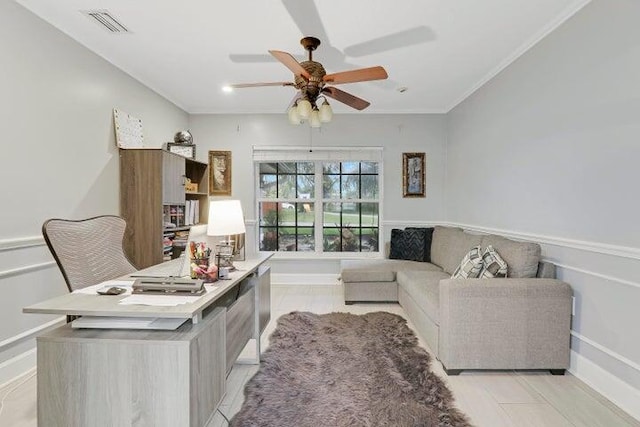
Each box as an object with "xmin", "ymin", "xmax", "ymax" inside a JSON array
[{"xmin": 228, "ymin": 36, "xmax": 389, "ymax": 126}]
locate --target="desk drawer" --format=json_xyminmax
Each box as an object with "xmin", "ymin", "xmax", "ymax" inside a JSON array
[{"xmin": 225, "ymin": 285, "xmax": 255, "ymax": 373}]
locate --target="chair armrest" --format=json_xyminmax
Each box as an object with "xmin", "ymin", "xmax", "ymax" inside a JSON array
[
  {"xmin": 440, "ymin": 278, "xmax": 572, "ymax": 299},
  {"xmin": 438, "ymin": 278, "xmax": 572, "ymax": 370}
]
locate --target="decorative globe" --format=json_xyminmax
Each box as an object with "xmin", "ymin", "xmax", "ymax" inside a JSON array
[{"xmin": 174, "ymin": 130, "xmax": 193, "ymax": 144}]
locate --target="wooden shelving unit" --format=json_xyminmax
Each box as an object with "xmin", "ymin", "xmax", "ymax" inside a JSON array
[{"xmin": 120, "ymin": 149, "xmax": 209, "ymax": 269}]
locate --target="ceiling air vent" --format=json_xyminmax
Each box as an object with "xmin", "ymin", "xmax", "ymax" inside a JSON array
[{"xmin": 82, "ymin": 10, "xmax": 130, "ymax": 33}]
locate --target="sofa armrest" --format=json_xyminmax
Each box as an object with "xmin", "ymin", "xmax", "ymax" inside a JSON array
[{"xmin": 438, "ymin": 278, "xmax": 572, "ymax": 370}]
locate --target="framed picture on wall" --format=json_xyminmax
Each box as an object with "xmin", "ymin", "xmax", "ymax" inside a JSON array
[
  {"xmin": 402, "ymin": 152, "xmax": 425, "ymax": 198},
  {"xmin": 209, "ymin": 150, "xmax": 232, "ymax": 196}
]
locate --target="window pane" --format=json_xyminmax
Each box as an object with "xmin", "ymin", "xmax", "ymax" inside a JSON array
[
  {"xmin": 361, "ymin": 203, "xmax": 378, "ymax": 227},
  {"xmin": 341, "ymin": 203, "xmax": 359, "ymax": 226},
  {"xmin": 259, "ymin": 202, "xmax": 279, "ymax": 226},
  {"xmin": 297, "ymin": 162, "xmax": 314, "ymax": 174},
  {"xmin": 278, "ymin": 227, "xmax": 297, "ymax": 251},
  {"xmin": 323, "ymin": 175, "xmax": 340, "ymax": 199},
  {"xmin": 341, "ymin": 175, "xmax": 359, "ymax": 199},
  {"xmin": 342, "ymin": 162, "xmax": 359, "ymax": 174},
  {"xmin": 259, "ymin": 163, "xmax": 277, "ymax": 174},
  {"xmin": 361, "ymin": 175, "xmax": 378, "ymax": 199},
  {"xmin": 278, "ymin": 202, "xmax": 296, "ymax": 226},
  {"xmin": 323, "ymin": 202, "xmax": 341, "ymax": 226},
  {"xmin": 260, "ymin": 174, "xmax": 277, "ymax": 198},
  {"xmin": 323, "ymin": 227, "xmax": 341, "ymax": 252},
  {"xmin": 297, "ymin": 175, "xmax": 314, "ymax": 198},
  {"xmin": 323, "ymin": 162, "xmax": 340, "ymax": 174},
  {"xmin": 259, "ymin": 227, "xmax": 278, "ymax": 251},
  {"xmin": 361, "ymin": 162, "xmax": 378, "ymax": 174},
  {"xmin": 361, "ymin": 228, "xmax": 379, "ymax": 252},
  {"xmin": 278, "ymin": 162, "xmax": 296, "ymax": 174},
  {"xmin": 297, "ymin": 203, "xmax": 314, "ymax": 226},
  {"xmin": 278, "ymin": 175, "xmax": 296, "ymax": 199},
  {"xmin": 297, "ymin": 227, "xmax": 314, "ymax": 251},
  {"xmin": 341, "ymin": 227, "xmax": 360, "ymax": 252}
]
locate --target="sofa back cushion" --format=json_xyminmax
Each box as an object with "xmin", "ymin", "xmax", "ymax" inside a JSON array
[
  {"xmin": 431, "ymin": 226, "xmax": 483, "ymax": 275},
  {"xmin": 480, "ymin": 234, "xmax": 541, "ymax": 278}
]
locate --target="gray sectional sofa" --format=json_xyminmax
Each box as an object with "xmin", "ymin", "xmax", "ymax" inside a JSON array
[{"xmin": 341, "ymin": 226, "xmax": 572, "ymax": 375}]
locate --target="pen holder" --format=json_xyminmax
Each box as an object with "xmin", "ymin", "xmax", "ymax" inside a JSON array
[{"xmin": 190, "ymin": 258, "xmax": 218, "ymax": 283}]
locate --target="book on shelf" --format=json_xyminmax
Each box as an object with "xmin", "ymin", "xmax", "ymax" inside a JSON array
[{"xmin": 184, "ymin": 200, "xmax": 200, "ymax": 226}]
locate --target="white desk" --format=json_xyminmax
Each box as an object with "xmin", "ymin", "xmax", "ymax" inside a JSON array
[
  {"xmin": 24, "ymin": 254, "xmax": 272, "ymax": 427},
  {"xmin": 24, "ymin": 254, "xmax": 271, "ymax": 324}
]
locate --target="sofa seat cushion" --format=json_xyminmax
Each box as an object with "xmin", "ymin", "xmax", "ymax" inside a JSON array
[
  {"xmin": 341, "ymin": 259, "xmax": 443, "ymax": 283},
  {"xmin": 431, "ymin": 226, "xmax": 483, "ymax": 275},
  {"xmin": 480, "ymin": 235, "xmax": 541, "ymax": 278},
  {"xmin": 397, "ymin": 270, "xmax": 450, "ymax": 325}
]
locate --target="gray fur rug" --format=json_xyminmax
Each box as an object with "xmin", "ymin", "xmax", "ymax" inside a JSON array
[{"xmin": 231, "ymin": 311, "xmax": 472, "ymax": 427}]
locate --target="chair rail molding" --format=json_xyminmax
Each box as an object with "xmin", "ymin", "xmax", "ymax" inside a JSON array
[
  {"xmin": 0, "ymin": 261, "xmax": 56, "ymax": 280},
  {"xmin": 444, "ymin": 222, "xmax": 640, "ymax": 260},
  {"xmin": 0, "ymin": 235, "xmax": 45, "ymax": 252}
]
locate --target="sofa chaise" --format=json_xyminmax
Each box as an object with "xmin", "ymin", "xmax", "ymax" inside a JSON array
[{"xmin": 340, "ymin": 226, "xmax": 572, "ymax": 375}]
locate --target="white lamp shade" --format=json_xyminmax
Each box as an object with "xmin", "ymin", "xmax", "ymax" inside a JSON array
[
  {"xmin": 207, "ymin": 200, "xmax": 246, "ymax": 236},
  {"xmin": 288, "ymin": 105, "xmax": 300, "ymax": 125},
  {"xmin": 309, "ymin": 109, "xmax": 321, "ymax": 128},
  {"xmin": 297, "ymin": 99, "xmax": 312, "ymax": 119},
  {"xmin": 319, "ymin": 101, "xmax": 333, "ymax": 123}
]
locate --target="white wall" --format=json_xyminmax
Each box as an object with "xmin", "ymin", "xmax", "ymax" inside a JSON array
[
  {"xmin": 188, "ymin": 113, "xmax": 447, "ymax": 274},
  {"xmin": 446, "ymin": 0, "xmax": 640, "ymax": 417},
  {"xmin": 0, "ymin": 1, "xmax": 188, "ymax": 385}
]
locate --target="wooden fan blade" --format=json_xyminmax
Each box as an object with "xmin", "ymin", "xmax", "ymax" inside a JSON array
[
  {"xmin": 269, "ymin": 50, "xmax": 310, "ymax": 80},
  {"xmin": 230, "ymin": 82, "xmax": 294, "ymax": 89},
  {"xmin": 322, "ymin": 87, "xmax": 370, "ymax": 111},
  {"xmin": 323, "ymin": 66, "xmax": 388, "ymax": 84}
]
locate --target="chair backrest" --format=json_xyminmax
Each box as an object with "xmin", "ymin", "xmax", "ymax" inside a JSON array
[{"xmin": 42, "ymin": 215, "xmax": 137, "ymax": 291}]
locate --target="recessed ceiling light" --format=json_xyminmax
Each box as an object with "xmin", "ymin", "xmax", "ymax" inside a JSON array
[{"xmin": 222, "ymin": 86, "xmax": 234, "ymax": 93}]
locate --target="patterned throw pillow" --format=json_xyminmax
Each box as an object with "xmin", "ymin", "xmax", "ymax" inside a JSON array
[
  {"xmin": 479, "ymin": 245, "xmax": 508, "ymax": 278},
  {"xmin": 389, "ymin": 228, "xmax": 428, "ymax": 262},
  {"xmin": 405, "ymin": 227, "xmax": 434, "ymax": 262},
  {"xmin": 451, "ymin": 246, "xmax": 484, "ymax": 278}
]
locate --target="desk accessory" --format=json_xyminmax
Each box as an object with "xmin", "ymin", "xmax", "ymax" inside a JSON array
[
  {"xmin": 97, "ymin": 286, "xmax": 127, "ymax": 295},
  {"xmin": 208, "ymin": 200, "xmax": 246, "ymax": 271},
  {"xmin": 132, "ymin": 278, "xmax": 205, "ymax": 295},
  {"xmin": 188, "ymin": 241, "xmax": 217, "ymax": 282}
]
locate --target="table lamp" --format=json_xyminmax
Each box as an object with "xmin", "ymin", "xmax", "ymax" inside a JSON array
[{"xmin": 207, "ymin": 199, "xmax": 246, "ymax": 271}]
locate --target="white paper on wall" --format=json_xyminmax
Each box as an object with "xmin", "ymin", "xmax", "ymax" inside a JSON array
[{"xmin": 113, "ymin": 108, "xmax": 144, "ymax": 148}]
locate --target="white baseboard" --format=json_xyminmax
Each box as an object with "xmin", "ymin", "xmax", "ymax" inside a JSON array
[
  {"xmin": 0, "ymin": 348, "xmax": 36, "ymax": 389},
  {"xmin": 271, "ymin": 274, "xmax": 340, "ymax": 286},
  {"xmin": 569, "ymin": 350, "xmax": 640, "ymax": 422}
]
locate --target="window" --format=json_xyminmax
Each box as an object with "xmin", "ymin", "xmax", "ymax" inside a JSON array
[{"xmin": 255, "ymin": 148, "xmax": 382, "ymax": 255}]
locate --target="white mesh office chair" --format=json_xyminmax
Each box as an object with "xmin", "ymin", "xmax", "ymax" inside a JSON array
[{"xmin": 42, "ymin": 215, "xmax": 138, "ymax": 292}]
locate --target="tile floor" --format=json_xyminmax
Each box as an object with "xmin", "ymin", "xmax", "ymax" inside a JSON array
[{"xmin": 1, "ymin": 284, "xmax": 637, "ymax": 427}]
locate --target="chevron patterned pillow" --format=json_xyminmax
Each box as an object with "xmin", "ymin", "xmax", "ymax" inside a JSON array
[
  {"xmin": 405, "ymin": 227, "xmax": 434, "ymax": 262},
  {"xmin": 389, "ymin": 228, "xmax": 428, "ymax": 262}
]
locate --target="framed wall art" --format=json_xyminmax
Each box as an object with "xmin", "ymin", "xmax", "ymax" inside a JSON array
[
  {"xmin": 209, "ymin": 150, "xmax": 232, "ymax": 196},
  {"xmin": 402, "ymin": 152, "xmax": 425, "ymax": 198}
]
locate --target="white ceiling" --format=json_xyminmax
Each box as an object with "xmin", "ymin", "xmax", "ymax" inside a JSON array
[{"xmin": 17, "ymin": 0, "xmax": 589, "ymax": 114}]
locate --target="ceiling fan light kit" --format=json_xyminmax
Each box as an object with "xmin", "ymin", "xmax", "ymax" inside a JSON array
[
  {"xmin": 309, "ymin": 109, "xmax": 321, "ymax": 128},
  {"xmin": 288, "ymin": 105, "xmax": 301, "ymax": 125},
  {"xmin": 229, "ymin": 36, "xmax": 388, "ymax": 128},
  {"xmin": 319, "ymin": 98, "xmax": 333, "ymax": 123}
]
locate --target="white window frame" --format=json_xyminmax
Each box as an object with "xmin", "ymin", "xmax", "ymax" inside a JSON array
[{"xmin": 253, "ymin": 146, "xmax": 384, "ymax": 259}]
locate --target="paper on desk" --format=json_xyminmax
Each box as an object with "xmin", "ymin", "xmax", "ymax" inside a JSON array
[
  {"xmin": 119, "ymin": 294, "xmax": 201, "ymax": 306},
  {"xmin": 73, "ymin": 280, "xmax": 136, "ymax": 295}
]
